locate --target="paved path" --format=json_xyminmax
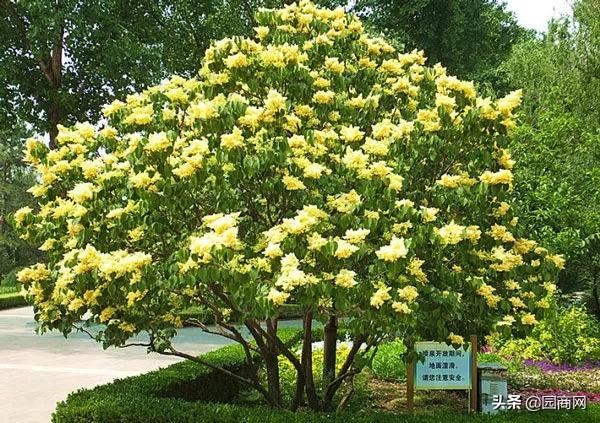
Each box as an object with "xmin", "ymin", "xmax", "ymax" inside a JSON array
[{"xmin": 0, "ymin": 307, "xmax": 232, "ymax": 423}]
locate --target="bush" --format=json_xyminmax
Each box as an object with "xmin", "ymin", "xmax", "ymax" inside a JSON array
[
  {"xmin": 497, "ymin": 307, "xmax": 600, "ymax": 364},
  {"xmin": 0, "ymin": 292, "xmax": 27, "ymax": 310},
  {"xmin": 1, "ymin": 267, "xmax": 19, "ymax": 287},
  {"xmin": 371, "ymin": 340, "xmax": 407, "ymax": 381},
  {"xmin": 53, "ymin": 336, "xmax": 599, "ymax": 422}
]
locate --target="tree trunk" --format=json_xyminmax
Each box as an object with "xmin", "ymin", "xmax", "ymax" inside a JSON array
[
  {"xmin": 265, "ymin": 319, "xmax": 282, "ymax": 407},
  {"xmin": 301, "ymin": 310, "xmax": 320, "ymax": 410},
  {"xmin": 48, "ymin": 102, "xmax": 61, "ymax": 149},
  {"xmin": 46, "ymin": 19, "xmax": 64, "ymax": 149},
  {"xmin": 322, "ymin": 314, "xmax": 337, "ymax": 397}
]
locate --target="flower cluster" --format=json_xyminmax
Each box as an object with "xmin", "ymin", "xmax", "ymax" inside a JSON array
[{"xmin": 13, "ymin": 1, "xmax": 562, "ymax": 347}]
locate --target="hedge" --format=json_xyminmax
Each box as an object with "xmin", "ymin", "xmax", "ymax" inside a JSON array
[
  {"xmin": 0, "ymin": 292, "xmax": 27, "ymax": 310},
  {"xmin": 53, "ymin": 329, "xmax": 600, "ymax": 423}
]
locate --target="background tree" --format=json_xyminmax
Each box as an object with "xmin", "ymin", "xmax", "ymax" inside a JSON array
[
  {"xmin": 502, "ymin": 0, "xmax": 600, "ymax": 315},
  {"xmin": 14, "ymin": 2, "xmax": 561, "ymax": 411},
  {"xmin": 352, "ymin": 0, "xmax": 528, "ymax": 85},
  {"xmin": 0, "ymin": 0, "xmax": 284, "ymax": 148},
  {"xmin": 0, "ymin": 124, "xmax": 41, "ymax": 279}
]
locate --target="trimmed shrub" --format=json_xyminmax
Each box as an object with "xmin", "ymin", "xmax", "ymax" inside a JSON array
[
  {"xmin": 0, "ymin": 292, "xmax": 27, "ymax": 310},
  {"xmin": 53, "ymin": 331, "xmax": 599, "ymax": 422}
]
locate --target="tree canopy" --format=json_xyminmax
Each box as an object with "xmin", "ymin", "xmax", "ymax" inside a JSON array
[
  {"xmin": 353, "ymin": 0, "xmax": 528, "ymax": 84},
  {"xmin": 502, "ymin": 0, "xmax": 600, "ymax": 315},
  {"xmin": 13, "ymin": 1, "xmax": 562, "ymax": 411}
]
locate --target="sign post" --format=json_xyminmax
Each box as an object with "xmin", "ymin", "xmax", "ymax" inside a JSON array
[
  {"xmin": 470, "ymin": 335, "xmax": 478, "ymax": 413},
  {"xmin": 407, "ymin": 335, "xmax": 478, "ymax": 413}
]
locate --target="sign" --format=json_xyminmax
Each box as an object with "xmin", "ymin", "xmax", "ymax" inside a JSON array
[{"xmin": 414, "ymin": 341, "xmax": 472, "ymax": 390}]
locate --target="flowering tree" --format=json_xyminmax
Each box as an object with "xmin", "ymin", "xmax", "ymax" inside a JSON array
[{"xmin": 13, "ymin": 1, "xmax": 564, "ymax": 411}]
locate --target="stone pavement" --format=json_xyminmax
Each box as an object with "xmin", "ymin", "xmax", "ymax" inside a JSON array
[{"xmin": 0, "ymin": 307, "xmax": 232, "ymax": 423}]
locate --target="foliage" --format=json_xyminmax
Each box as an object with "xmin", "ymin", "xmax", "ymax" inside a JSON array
[
  {"xmin": 351, "ymin": 0, "xmax": 528, "ymax": 83},
  {"xmin": 0, "ymin": 125, "xmax": 42, "ymax": 278},
  {"xmin": 496, "ymin": 307, "xmax": 600, "ymax": 365},
  {"xmin": 371, "ymin": 340, "xmax": 407, "ymax": 381},
  {"xmin": 0, "ymin": 0, "xmax": 286, "ymax": 144},
  {"xmin": 502, "ymin": 0, "xmax": 600, "ymax": 314},
  {"xmin": 52, "ymin": 340, "xmax": 600, "ymax": 422},
  {"xmin": 14, "ymin": 1, "xmax": 562, "ymax": 411}
]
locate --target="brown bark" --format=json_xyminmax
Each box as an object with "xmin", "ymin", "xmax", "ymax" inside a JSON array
[
  {"xmin": 265, "ymin": 319, "xmax": 282, "ymax": 407},
  {"xmin": 322, "ymin": 315, "xmax": 337, "ymax": 392},
  {"xmin": 302, "ymin": 310, "xmax": 320, "ymax": 410}
]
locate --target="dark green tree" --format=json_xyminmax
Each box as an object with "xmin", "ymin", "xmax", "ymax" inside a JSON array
[
  {"xmin": 502, "ymin": 1, "xmax": 600, "ymax": 315},
  {"xmin": 352, "ymin": 0, "xmax": 528, "ymax": 84},
  {"xmin": 0, "ymin": 124, "xmax": 41, "ymax": 278},
  {"xmin": 0, "ymin": 0, "xmax": 282, "ymax": 147}
]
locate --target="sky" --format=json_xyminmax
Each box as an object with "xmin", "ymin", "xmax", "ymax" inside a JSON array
[{"xmin": 504, "ymin": 0, "xmax": 573, "ymax": 32}]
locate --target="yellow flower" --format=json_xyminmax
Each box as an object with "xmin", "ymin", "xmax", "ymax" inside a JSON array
[
  {"xmin": 447, "ymin": 333, "xmax": 464, "ymax": 345},
  {"xmin": 267, "ymin": 288, "xmax": 290, "ymax": 305},
  {"xmin": 68, "ymin": 298, "xmax": 86, "ymax": 312},
  {"xmin": 479, "ymin": 169, "xmax": 513, "ymax": 185},
  {"xmin": 342, "ymin": 148, "xmax": 369, "ymax": 170},
  {"xmin": 376, "ymin": 236, "xmax": 408, "ymax": 262},
  {"xmin": 313, "ymin": 90, "xmax": 335, "ymax": 104},
  {"xmin": 264, "ymin": 243, "xmax": 283, "ymax": 259},
  {"xmin": 392, "ymin": 301, "xmax": 411, "ymax": 314},
  {"xmin": 283, "ymin": 175, "xmax": 306, "ymax": 190},
  {"xmin": 327, "ymin": 190, "xmax": 362, "ymax": 213},
  {"xmin": 370, "ymin": 286, "xmax": 391, "ymax": 308},
  {"xmin": 521, "ymin": 313, "xmax": 538, "ymax": 326},
  {"xmin": 407, "ymin": 258, "xmax": 428, "ymax": 283},
  {"xmin": 339, "ymin": 125, "xmax": 364, "ymax": 143},
  {"xmin": 68, "ymin": 183, "xmax": 95, "ymax": 203},
  {"xmin": 343, "ymin": 228, "xmax": 370, "ymax": 244},
  {"xmin": 546, "ymin": 254, "xmax": 566, "ymax": 270},
  {"xmin": 488, "ymin": 225, "xmax": 515, "ymax": 243},
  {"xmin": 303, "ymin": 162, "xmax": 326, "ymax": 179},
  {"xmin": 335, "ymin": 269, "xmax": 357, "ymax": 288},
  {"xmin": 420, "ymin": 206, "xmax": 438, "ymax": 223},
  {"xmin": 220, "ymin": 126, "xmax": 245, "ymax": 150},
  {"xmin": 465, "ymin": 226, "xmax": 481, "ymax": 243},
  {"xmin": 225, "ymin": 52, "xmax": 250, "ymax": 68},
  {"xmin": 324, "ymin": 57, "xmax": 345, "ymax": 73},
  {"xmin": 265, "ymin": 89, "xmax": 287, "ymax": 113},
  {"xmin": 254, "ymin": 26, "xmax": 270, "ymax": 40},
  {"xmin": 188, "ymin": 101, "xmax": 217, "ymax": 120},
  {"xmin": 126, "ymin": 290, "xmax": 146, "ymax": 307},
  {"xmin": 145, "ymin": 132, "xmax": 171, "ymax": 152},
  {"xmin": 387, "ymin": 174, "xmax": 404, "ymax": 191},
  {"xmin": 100, "ymin": 307, "xmax": 116, "ymax": 323},
  {"xmin": 398, "ymin": 285, "xmax": 419, "ymax": 303},
  {"xmin": 334, "ymin": 239, "xmax": 359, "ymax": 259},
  {"xmin": 14, "ymin": 206, "xmax": 33, "ymax": 226},
  {"xmin": 437, "ymin": 222, "xmax": 465, "ymax": 245},
  {"xmin": 307, "ymin": 232, "xmax": 327, "ymax": 250},
  {"xmin": 119, "ymin": 322, "xmax": 136, "ymax": 334}
]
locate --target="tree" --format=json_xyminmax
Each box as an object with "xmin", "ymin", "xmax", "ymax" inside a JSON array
[
  {"xmin": 0, "ymin": 0, "xmax": 283, "ymax": 147},
  {"xmin": 0, "ymin": 124, "xmax": 41, "ymax": 278},
  {"xmin": 13, "ymin": 1, "xmax": 561, "ymax": 411},
  {"xmin": 352, "ymin": 0, "xmax": 528, "ymax": 84},
  {"xmin": 501, "ymin": 0, "xmax": 600, "ymax": 315}
]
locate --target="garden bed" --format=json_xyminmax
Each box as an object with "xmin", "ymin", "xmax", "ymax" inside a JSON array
[{"xmin": 53, "ymin": 333, "xmax": 600, "ymax": 423}]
